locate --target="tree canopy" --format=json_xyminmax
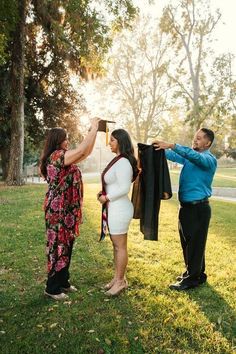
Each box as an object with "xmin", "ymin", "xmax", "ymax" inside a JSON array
[{"xmin": 0, "ymin": 0, "xmax": 137, "ymax": 182}]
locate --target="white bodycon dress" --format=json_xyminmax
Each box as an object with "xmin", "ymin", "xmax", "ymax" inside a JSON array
[{"xmin": 104, "ymin": 157, "xmax": 134, "ymax": 235}]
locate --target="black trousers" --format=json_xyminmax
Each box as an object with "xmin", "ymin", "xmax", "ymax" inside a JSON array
[
  {"xmin": 46, "ymin": 240, "xmax": 74, "ymax": 295},
  {"xmin": 178, "ymin": 203, "xmax": 211, "ymax": 283}
]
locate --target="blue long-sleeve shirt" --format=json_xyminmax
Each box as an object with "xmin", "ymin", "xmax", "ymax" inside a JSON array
[{"xmin": 165, "ymin": 144, "xmax": 217, "ymax": 202}]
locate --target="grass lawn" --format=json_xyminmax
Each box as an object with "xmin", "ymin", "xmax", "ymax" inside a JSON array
[
  {"xmin": 169, "ymin": 167, "xmax": 236, "ymax": 188},
  {"xmin": 83, "ymin": 167, "xmax": 236, "ymax": 188},
  {"xmin": 0, "ymin": 183, "xmax": 236, "ymax": 354}
]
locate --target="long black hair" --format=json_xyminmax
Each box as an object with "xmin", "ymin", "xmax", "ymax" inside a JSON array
[
  {"xmin": 111, "ymin": 129, "xmax": 138, "ymax": 181},
  {"xmin": 40, "ymin": 127, "xmax": 67, "ymax": 178}
]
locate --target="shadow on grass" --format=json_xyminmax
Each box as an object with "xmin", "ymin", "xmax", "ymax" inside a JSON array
[{"xmin": 188, "ymin": 283, "xmax": 236, "ymax": 349}]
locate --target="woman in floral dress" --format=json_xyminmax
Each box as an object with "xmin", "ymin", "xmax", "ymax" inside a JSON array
[{"xmin": 40, "ymin": 118, "xmax": 99, "ymax": 300}]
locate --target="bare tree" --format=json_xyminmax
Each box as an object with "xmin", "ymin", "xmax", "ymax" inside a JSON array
[
  {"xmin": 101, "ymin": 16, "xmax": 172, "ymax": 143},
  {"xmin": 160, "ymin": 0, "xmax": 224, "ymax": 129}
]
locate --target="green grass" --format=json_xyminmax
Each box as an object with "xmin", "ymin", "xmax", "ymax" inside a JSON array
[
  {"xmin": 81, "ymin": 166, "xmax": 236, "ymax": 188},
  {"xmin": 170, "ymin": 167, "xmax": 236, "ymax": 188},
  {"xmin": 0, "ymin": 184, "xmax": 236, "ymax": 354}
]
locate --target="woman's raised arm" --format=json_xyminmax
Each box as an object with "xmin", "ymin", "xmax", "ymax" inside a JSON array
[{"xmin": 64, "ymin": 117, "xmax": 100, "ymax": 166}]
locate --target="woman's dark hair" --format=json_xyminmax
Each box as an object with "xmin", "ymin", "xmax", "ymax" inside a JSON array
[
  {"xmin": 40, "ymin": 127, "xmax": 67, "ymax": 178},
  {"xmin": 111, "ymin": 129, "xmax": 138, "ymax": 181}
]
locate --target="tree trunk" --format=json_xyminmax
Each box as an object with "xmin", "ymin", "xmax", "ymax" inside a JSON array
[{"xmin": 6, "ymin": 0, "xmax": 27, "ymax": 186}]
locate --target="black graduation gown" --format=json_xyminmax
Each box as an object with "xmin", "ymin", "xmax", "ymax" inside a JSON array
[{"xmin": 131, "ymin": 143, "xmax": 172, "ymax": 241}]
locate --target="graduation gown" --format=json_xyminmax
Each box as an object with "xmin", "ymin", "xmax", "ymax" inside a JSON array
[{"xmin": 131, "ymin": 143, "xmax": 172, "ymax": 241}]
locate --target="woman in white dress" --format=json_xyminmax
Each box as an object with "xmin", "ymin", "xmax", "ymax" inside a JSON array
[{"xmin": 97, "ymin": 129, "xmax": 138, "ymax": 296}]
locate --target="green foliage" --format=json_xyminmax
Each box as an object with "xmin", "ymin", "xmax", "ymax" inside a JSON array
[
  {"xmin": 23, "ymin": 132, "xmax": 42, "ymax": 165},
  {"xmin": 0, "ymin": 0, "xmax": 18, "ymax": 151},
  {"xmin": 0, "ymin": 0, "xmax": 18, "ymax": 64},
  {"xmin": 0, "ymin": 183, "xmax": 235, "ymax": 353},
  {"xmin": 0, "ymin": 33, "xmax": 8, "ymax": 65},
  {"xmin": 226, "ymin": 115, "xmax": 236, "ymax": 159},
  {"xmin": 105, "ymin": 0, "xmax": 137, "ymax": 31}
]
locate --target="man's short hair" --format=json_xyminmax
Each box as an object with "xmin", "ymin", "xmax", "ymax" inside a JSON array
[{"xmin": 200, "ymin": 128, "xmax": 215, "ymax": 146}]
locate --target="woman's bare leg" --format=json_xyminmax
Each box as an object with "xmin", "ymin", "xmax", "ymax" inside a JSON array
[{"xmin": 106, "ymin": 234, "xmax": 128, "ymax": 295}]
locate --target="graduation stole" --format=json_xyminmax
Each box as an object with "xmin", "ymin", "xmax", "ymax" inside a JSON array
[{"xmin": 99, "ymin": 154, "xmax": 124, "ymax": 241}]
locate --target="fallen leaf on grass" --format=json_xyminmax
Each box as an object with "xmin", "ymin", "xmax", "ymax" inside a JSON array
[
  {"xmin": 49, "ymin": 323, "xmax": 58, "ymax": 329},
  {"xmin": 0, "ymin": 268, "xmax": 8, "ymax": 275},
  {"xmin": 105, "ymin": 338, "xmax": 112, "ymax": 346},
  {"xmin": 163, "ymin": 317, "xmax": 171, "ymax": 324}
]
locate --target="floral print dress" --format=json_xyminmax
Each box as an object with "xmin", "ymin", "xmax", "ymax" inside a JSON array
[{"xmin": 44, "ymin": 150, "xmax": 83, "ymax": 276}]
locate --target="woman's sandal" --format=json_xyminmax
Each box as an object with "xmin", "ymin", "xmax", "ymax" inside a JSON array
[
  {"xmin": 103, "ymin": 279, "xmax": 116, "ymax": 290},
  {"xmin": 105, "ymin": 280, "xmax": 128, "ymax": 297},
  {"xmin": 103, "ymin": 278, "xmax": 128, "ymax": 291},
  {"xmin": 44, "ymin": 291, "xmax": 69, "ymax": 301}
]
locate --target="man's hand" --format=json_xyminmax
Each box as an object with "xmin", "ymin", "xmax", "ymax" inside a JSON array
[{"xmin": 153, "ymin": 140, "xmax": 175, "ymax": 150}]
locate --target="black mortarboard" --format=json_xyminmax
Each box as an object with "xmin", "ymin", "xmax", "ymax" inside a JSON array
[{"xmin": 97, "ymin": 119, "xmax": 115, "ymax": 145}]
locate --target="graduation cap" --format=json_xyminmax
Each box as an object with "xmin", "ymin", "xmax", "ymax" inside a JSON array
[{"xmin": 97, "ymin": 119, "xmax": 115, "ymax": 145}]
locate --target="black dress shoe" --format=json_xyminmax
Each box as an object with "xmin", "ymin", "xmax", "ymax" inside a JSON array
[
  {"xmin": 169, "ymin": 280, "xmax": 199, "ymax": 291},
  {"xmin": 176, "ymin": 271, "xmax": 188, "ymax": 282},
  {"xmin": 199, "ymin": 273, "xmax": 207, "ymax": 284},
  {"xmin": 176, "ymin": 273, "xmax": 207, "ymax": 283}
]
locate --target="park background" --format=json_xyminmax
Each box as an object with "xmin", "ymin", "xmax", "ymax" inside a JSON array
[{"xmin": 0, "ymin": 0, "xmax": 236, "ymax": 353}]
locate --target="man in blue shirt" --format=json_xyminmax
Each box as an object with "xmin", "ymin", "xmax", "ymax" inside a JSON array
[{"xmin": 154, "ymin": 128, "xmax": 217, "ymax": 291}]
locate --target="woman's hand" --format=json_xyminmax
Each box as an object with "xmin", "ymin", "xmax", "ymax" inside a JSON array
[
  {"xmin": 64, "ymin": 117, "xmax": 100, "ymax": 166},
  {"xmin": 90, "ymin": 117, "xmax": 100, "ymax": 131},
  {"xmin": 97, "ymin": 192, "xmax": 109, "ymax": 204},
  {"xmin": 97, "ymin": 191, "xmax": 102, "ymax": 200}
]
